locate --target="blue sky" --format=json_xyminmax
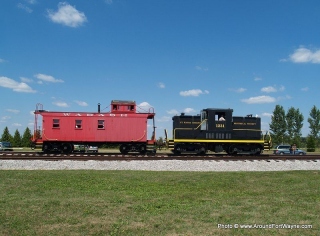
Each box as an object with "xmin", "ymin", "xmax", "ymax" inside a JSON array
[{"xmin": 1, "ymin": 0, "xmax": 320, "ymax": 138}]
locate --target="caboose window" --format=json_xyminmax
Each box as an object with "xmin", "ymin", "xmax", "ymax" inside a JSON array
[
  {"xmin": 113, "ymin": 105, "xmax": 118, "ymax": 110},
  {"xmin": 53, "ymin": 119, "xmax": 60, "ymax": 128},
  {"xmin": 98, "ymin": 120, "xmax": 105, "ymax": 129},
  {"xmin": 127, "ymin": 105, "xmax": 134, "ymax": 111},
  {"xmin": 75, "ymin": 120, "xmax": 82, "ymax": 129}
]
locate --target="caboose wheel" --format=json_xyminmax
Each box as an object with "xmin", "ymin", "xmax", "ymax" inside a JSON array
[
  {"xmin": 139, "ymin": 144, "xmax": 147, "ymax": 154},
  {"xmin": 43, "ymin": 143, "xmax": 52, "ymax": 153},
  {"xmin": 120, "ymin": 144, "xmax": 129, "ymax": 154},
  {"xmin": 62, "ymin": 143, "xmax": 72, "ymax": 154}
]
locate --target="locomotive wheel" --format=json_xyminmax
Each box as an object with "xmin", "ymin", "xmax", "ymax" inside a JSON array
[
  {"xmin": 120, "ymin": 144, "xmax": 129, "ymax": 154},
  {"xmin": 173, "ymin": 145, "xmax": 181, "ymax": 155},
  {"xmin": 197, "ymin": 146, "xmax": 206, "ymax": 155},
  {"xmin": 228, "ymin": 145, "xmax": 238, "ymax": 155}
]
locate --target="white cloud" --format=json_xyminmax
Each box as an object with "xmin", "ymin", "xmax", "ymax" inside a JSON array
[
  {"xmin": 137, "ymin": 102, "xmax": 154, "ymax": 112},
  {"xmin": 289, "ymin": 47, "xmax": 320, "ymax": 64},
  {"xmin": 229, "ymin": 88, "xmax": 247, "ymax": 93},
  {"xmin": 158, "ymin": 82, "xmax": 165, "ymax": 88},
  {"xmin": 105, "ymin": 0, "xmax": 113, "ymax": 4},
  {"xmin": 183, "ymin": 108, "xmax": 196, "ymax": 114},
  {"xmin": 195, "ymin": 66, "xmax": 209, "ymax": 71},
  {"xmin": 301, "ymin": 87, "xmax": 309, "ymax": 92},
  {"xmin": 254, "ymin": 77, "xmax": 262, "ymax": 81},
  {"xmin": 0, "ymin": 58, "xmax": 6, "ymax": 63},
  {"xmin": 47, "ymin": 2, "xmax": 87, "ymax": 28},
  {"xmin": 262, "ymin": 112, "xmax": 272, "ymax": 117},
  {"xmin": 261, "ymin": 86, "xmax": 277, "ymax": 93},
  {"xmin": 166, "ymin": 109, "xmax": 179, "ymax": 115},
  {"xmin": 17, "ymin": 3, "xmax": 33, "ymax": 13},
  {"xmin": 1, "ymin": 116, "xmax": 11, "ymax": 122},
  {"xmin": 74, "ymin": 100, "xmax": 88, "ymax": 106},
  {"xmin": 20, "ymin": 77, "xmax": 33, "ymax": 83},
  {"xmin": 52, "ymin": 101, "xmax": 69, "ymax": 107},
  {"xmin": 25, "ymin": 0, "xmax": 37, "ymax": 4},
  {"xmin": 0, "ymin": 76, "xmax": 36, "ymax": 93},
  {"xmin": 180, "ymin": 89, "xmax": 209, "ymax": 97},
  {"xmin": 34, "ymin": 73, "xmax": 64, "ymax": 83},
  {"xmin": 241, "ymin": 95, "xmax": 276, "ymax": 104},
  {"xmin": 6, "ymin": 109, "xmax": 20, "ymax": 114},
  {"xmin": 278, "ymin": 95, "xmax": 292, "ymax": 101},
  {"xmin": 12, "ymin": 123, "xmax": 22, "ymax": 127},
  {"xmin": 261, "ymin": 85, "xmax": 285, "ymax": 93}
]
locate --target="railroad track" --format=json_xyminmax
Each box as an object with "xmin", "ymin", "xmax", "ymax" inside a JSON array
[{"xmin": 1, "ymin": 152, "xmax": 319, "ymax": 161}]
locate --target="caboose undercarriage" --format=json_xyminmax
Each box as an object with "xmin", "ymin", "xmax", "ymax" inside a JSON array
[{"xmin": 37, "ymin": 141, "xmax": 155, "ymax": 154}]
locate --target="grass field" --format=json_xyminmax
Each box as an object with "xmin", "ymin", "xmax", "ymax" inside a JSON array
[{"xmin": 0, "ymin": 170, "xmax": 319, "ymax": 235}]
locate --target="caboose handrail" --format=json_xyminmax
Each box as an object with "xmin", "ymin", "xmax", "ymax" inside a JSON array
[{"xmin": 131, "ymin": 130, "xmax": 146, "ymax": 142}]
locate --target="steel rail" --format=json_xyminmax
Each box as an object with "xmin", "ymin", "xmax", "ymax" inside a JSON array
[{"xmin": 0, "ymin": 151, "xmax": 319, "ymax": 161}]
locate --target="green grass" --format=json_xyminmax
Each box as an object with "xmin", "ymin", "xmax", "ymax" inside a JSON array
[{"xmin": 0, "ymin": 170, "xmax": 319, "ymax": 235}]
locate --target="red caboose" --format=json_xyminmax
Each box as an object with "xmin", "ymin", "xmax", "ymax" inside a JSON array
[{"xmin": 32, "ymin": 100, "xmax": 156, "ymax": 154}]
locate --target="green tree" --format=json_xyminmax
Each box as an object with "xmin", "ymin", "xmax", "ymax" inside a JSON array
[
  {"xmin": 1, "ymin": 126, "xmax": 13, "ymax": 143},
  {"xmin": 308, "ymin": 105, "xmax": 320, "ymax": 147},
  {"xmin": 269, "ymin": 105, "xmax": 287, "ymax": 145},
  {"xmin": 22, "ymin": 127, "xmax": 32, "ymax": 147},
  {"xmin": 286, "ymin": 107, "xmax": 304, "ymax": 147},
  {"xmin": 306, "ymin": 135, "xmax": 316, "ymax": 152},
  {"xmin": 12, "ymin": 129, "xmax": 22, "ymax": 147}
]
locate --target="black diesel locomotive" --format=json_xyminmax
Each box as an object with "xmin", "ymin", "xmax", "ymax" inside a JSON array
[{"xmin": 166, "ymin": 108, "xmax": 271, "ymax": 155}]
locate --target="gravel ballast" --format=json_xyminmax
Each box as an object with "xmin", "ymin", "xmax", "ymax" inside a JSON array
[{"xmin": 1, "ymin": 160, "xmax": 319, "ymax": 171}]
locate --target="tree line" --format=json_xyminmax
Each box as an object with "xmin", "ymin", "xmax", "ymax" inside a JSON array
[
  {"xmin": 0, "ymin": 127, "xmax": 32, "ymax": 147},
  {"xmin": 269, "ymin": 105, "xmax": 320, "ymax": 151},
  {"xmin": 1, "ymin": 104, "xmax": 320, "ymax": 150}
]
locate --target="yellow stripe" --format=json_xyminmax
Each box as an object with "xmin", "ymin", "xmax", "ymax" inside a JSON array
[{"xmin": 173, "ymin": 139, "xmax": 264, "ymax": 143}]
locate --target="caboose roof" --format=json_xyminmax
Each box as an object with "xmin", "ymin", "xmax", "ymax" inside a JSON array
[{"xmin": 111, "ymin": 100, "xmax": 136, "ymax": 105}]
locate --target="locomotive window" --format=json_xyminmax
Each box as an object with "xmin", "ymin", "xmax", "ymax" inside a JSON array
[
  {"xmin": 75, "ymin": 120, "xmax": 82, "ymax": 129},
  {"xmin": 53, "ymin": 119, "xmax": 60, "ymax": 128},
  {"xmin": 216, "ymin": 113, "xmax": 226, "ymax": 121},
  {"xmin": 98, "ymin": 120, "xmax": 105, "ymax": 129}
]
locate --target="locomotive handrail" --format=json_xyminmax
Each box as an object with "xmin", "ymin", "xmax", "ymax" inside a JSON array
[{"xmin": 173, "ymin": 119, "xmax": 207, "ymax": 139}]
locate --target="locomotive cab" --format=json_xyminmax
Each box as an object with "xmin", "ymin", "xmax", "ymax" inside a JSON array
[{"xmin": 200, "ymin": 108, "xmax": 233, "ymax": 134}]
